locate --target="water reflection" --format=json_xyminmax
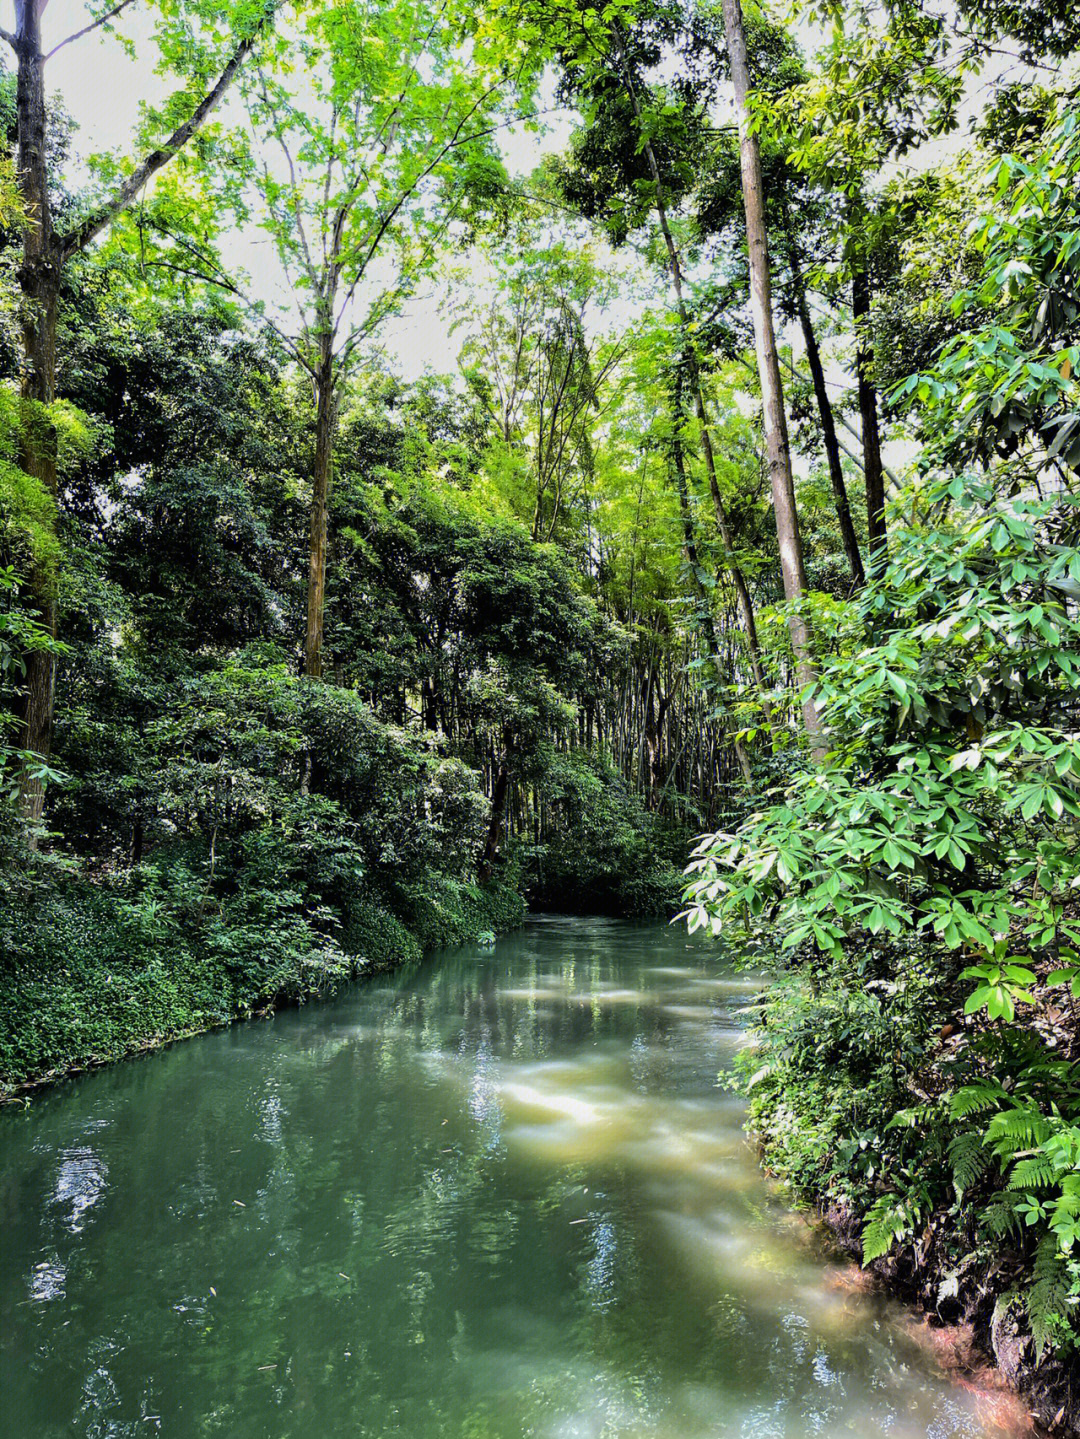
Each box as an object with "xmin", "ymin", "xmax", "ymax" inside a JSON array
[
  {"xmin": 52, "ymin": 1146, "xmax": 108, "ymax": 1233},
  {"xmin": 1, "ymin": 915, "xmax": 1019, "ymax": 1438}
]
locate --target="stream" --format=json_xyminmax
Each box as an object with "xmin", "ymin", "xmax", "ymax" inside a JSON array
[{"xmin": 1, "ymin": 916, "xmax": 1017, "ymax": 1438}]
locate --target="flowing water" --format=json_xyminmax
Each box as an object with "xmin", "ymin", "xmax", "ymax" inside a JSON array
[{"xmin": 1, "ymin": 916, "xmax": 1015, "ymax": 1439}]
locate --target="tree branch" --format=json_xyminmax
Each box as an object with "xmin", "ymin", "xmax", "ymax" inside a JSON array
[
  {"xmin": 58, "ymin": 11, "xmax": 271, "ymax": 261},
  {"xmin": 44, "ymin": 0, "xmax": 138, "ymax": 61},
  {"xmin": 128, "ymin": 212, "xmax": 312, "ymax": 373}
]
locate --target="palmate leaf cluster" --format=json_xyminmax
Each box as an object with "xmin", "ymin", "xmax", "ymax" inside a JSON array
[{"xmin": 687, "ymin": 97, "xmax": 1080, "ymax": 1355}]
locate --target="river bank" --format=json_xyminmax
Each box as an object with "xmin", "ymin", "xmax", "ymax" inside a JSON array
[
  {"xmin": 811, "ymin": 1190, "xmax": 1074, "ymax": 1437},
  {"xmin": 0, "ymin": 876, "xmax": 525, "ymax": 1101},
  {"xmin": 739, "ymin": 975, "xmax": 1080, "ymax": 1439}
]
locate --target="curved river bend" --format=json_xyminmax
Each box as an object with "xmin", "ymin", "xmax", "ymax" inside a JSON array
[{"xmin": 2, "ymin": 917, "xmax": 1013, "ymax": 1438}]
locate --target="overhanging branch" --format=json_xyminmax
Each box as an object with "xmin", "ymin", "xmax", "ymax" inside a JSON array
[
  {"xmin": 58, "ymin": 9, "xmax": 272, "ymax": 262},
  {"xmin": 44, "ymin": 0, "xmax": 138, "ymax": 61}
]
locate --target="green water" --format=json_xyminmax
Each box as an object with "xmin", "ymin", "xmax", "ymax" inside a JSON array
[{"xmin": 2, "ymin": 917, "xmax": 1006, "ymax": 1438}]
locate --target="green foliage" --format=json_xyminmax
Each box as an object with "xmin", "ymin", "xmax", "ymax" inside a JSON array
[
  {"xmin": 895, "ymin": 107, "xmax": 1080, "ymax": 470},
  {"xmin": 522, "ymin": 749, "xmax": 687, "ymax": 916},
  {"xmin": 340, "ymin": 894, "xmax": 423, "ymax": 971},
  {"xmin": 688, "ymin": 94, "xmax": 1080, "ymax": 1359},
  {"xmin": 393, "ymin": 875, "xmax": 527, "ymax": 952},
  {"xmin": 0, "ymin": 567, "xmax": 64, "ymax": 798},
  {"xmin": 0, "ymin": 857, "xmax": 358, "ymax": 1090}
]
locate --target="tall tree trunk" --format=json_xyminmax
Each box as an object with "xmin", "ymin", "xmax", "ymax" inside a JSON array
[
  {"xmin": 479, "ymin": 734, "xmax": 511, "ymax": 883},
  {"xmin": 851, "ymin": 259, "xmax": 886, "ymax": 562},
  {"xmin": 305, "ymin": 344, "xmax": 334, "ymax": 678},
  {"xmin": 690, "ymin": 384, "xmax": 769, "ymax": 695},
  {"xmin": 671, "ymin": 430, "xmax": 754, "ymax": 785},
  {"xmin": 781, "ymin": 200, "xmax": 864, "ymax": 587},
  {"xmin": 720, "ymin": 0, "xmax": 822, "ymax": 746},
  {"xmin": 643, "ymin": 670, "xmax": 669, "ymax": 808},
  {"xmin": 15, "ymin": 0, "xmax": 60, "ymax": 827},
  {"xmin": 609, "ymin": 25, "xmax": 769, "ymax": 701}
]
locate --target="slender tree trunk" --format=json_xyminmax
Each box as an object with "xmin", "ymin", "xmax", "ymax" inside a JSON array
[
  {"xmin": 479, "ymin": 734, "xmax": 511, "ymax": 882},
  {"xmin": 691, "ymin": 385, "xmax": 769, "ymax": 694},
  {"xmin": 610, "ymin": 25, "xmax": 769, "ymax": 701},
  {"xmin": 305, "ymin": 344, "xmax": 335, "ymax": 678},
  {"xmin": 781, "ymin": 201, "xmax": 864, "ymax": 587},
  {"xmin": 671, "ymin": 431, "xmax": 754, "ymax": 785},
  {"xmin": 15, "ymin": 0, "xmax": 60, "ymax": 826},
  {"xmin": 851, "ymin": 260, "xmax": 886, "ymax": 562},
  {"xmin": 720, "ymin": 0, "xmax": 822, "ymax": 746}
]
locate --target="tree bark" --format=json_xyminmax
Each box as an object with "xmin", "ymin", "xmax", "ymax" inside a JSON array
[
  {"xmin": 479, "ymin": 735, "xmax": 511, "ymax": 883},
  {"xmin": 609, "ymin": 27, "xmax": 769, "ymax": 701},
  {"xmin": 691, "ymin": 383, "xmax": 769, "ymax": 695},
  {"xmin": 15, "ymin": 0, "xmax": 60, "ymax": 827},
  {"xmin": 852, "ymin": 260, "xmax": 887, "ymax": 562},
  {"xmin": 720, "ymin": 0, "xmax": 822, "ymax": 747},
  {"xmin": 781, "ymin": 201, "xmax": 864, "ymax": 588},
  {"xmin": 304, "ymin": 344, "xmax": 335, "ymax": 678}
]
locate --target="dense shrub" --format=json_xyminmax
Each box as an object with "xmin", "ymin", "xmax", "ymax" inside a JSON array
[
  {"xmin": 0, "ymin": 856, "xmax": 527, "ymax": 1093},
  {"xmin": 393, "ymin": 874, "xmax": 526, "ymax": 951},
  {"xmin": 340, "ymin": 893, "xmax": 423, "ymax": 971},
  {"xmin": 0, "ymin": 660, "xmax": 529, "ymax": 1094},
  {"xmin": 686, "ymin": 105, "xmax": 1080, "ymax": 1361}
]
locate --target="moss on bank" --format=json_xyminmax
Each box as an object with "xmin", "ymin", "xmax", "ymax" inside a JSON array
[{"xmin": 0, "ymin": 873, "xmax": 524, "ymax": 1098}]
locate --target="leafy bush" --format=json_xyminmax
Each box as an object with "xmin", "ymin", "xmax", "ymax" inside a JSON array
[
  {"xmin": 393, "ymin": 874, "xmax": 526, "ymax": 951},
  {"xmin": 340, "ymin": 893, "xmax": 423, "ymax": 971},
  {"xmin": 686, "ymin": 100, "xmax": 1080, "ymax": 1358},
  {"xmin": 0, "ymin": 657, "xmax": 529, "ymax": 1093}
]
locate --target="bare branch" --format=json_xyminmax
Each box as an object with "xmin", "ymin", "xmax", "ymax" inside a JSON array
[
  {"xmin": 333, "ymin": 83, "xmax": 509, "ymax": 318},
  {"xmin": 128, "ymin": 213, "xmax": 312, "ymax": 373}
]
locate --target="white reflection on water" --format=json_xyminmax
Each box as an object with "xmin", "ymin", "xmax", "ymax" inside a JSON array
[
  {"xmin": 28, "ymin": 1256, "xmax": 66, "ymax": 1301},
  {"xmin": 414, "ymin": 955, "xmax": 1007, "ymax": 1439},
  {"xmin": 51, "ymin": 1147, "xmax": 107, "ymax": 1233},
  {"xmin": 586, "ymin": 1213, "xmax": 617, "ymax": 1311},
  {"xmin": 468, "ymin": 1030, "xmax": 503, "ymax": 1153}
]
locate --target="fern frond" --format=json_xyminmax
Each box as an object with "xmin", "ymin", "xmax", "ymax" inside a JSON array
[
  {"xmin": 950, "ymin": 1083, "xmax": 1006, "ymax": 1120},
  {"xmin": 862, "ymin": 1192, "xmax": 923, "ymax": 1264},
  {"xmin": 984, "ymin": 1106, "xmax": 1050, "ymax": 1159},
  {"xmin": 983, "ymin": 1192, "xmax": 1023, "ymax": 1239},
  {"xmin": 1027, "ymin": 1234, "xmax": 1070, "ymax": 1360},
  {"xmin": 1007, "ymin": 1156, "xmax": 1060, "ymax": 1190},
  {"xmin": 948, "ymin": 1130, "xmax": 990, "ymax": 1195}
]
